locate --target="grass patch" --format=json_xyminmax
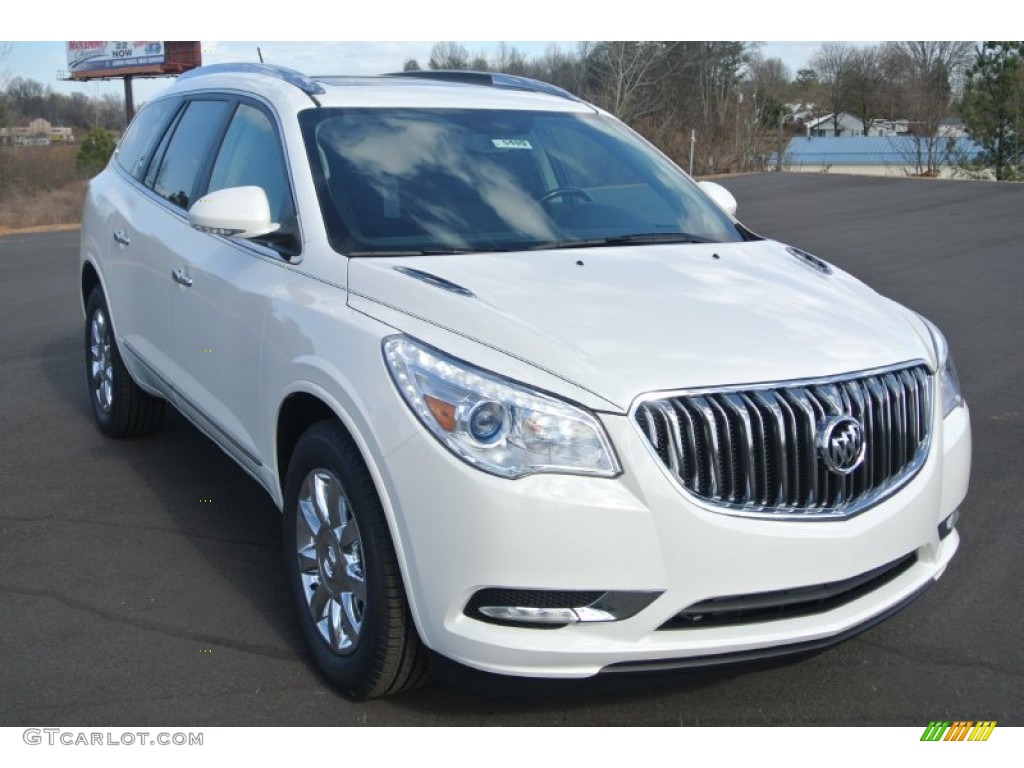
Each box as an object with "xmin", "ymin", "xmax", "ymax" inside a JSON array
[
  {"xmin": 0, "ymin": 179, "xmax": 88, "ymax": 231},
  {"xmin": 0, "ymin": 144, "xmax": 89, "ymax": 231}
]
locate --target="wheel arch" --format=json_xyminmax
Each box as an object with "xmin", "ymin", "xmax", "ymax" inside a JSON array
[
  {"xmin": 81, "ymin": 260, "xmax": 102, "ymax": 314},
  {"xmin": 274, "ymin": 384, "xmax": 429, "ymax": 645},
  {"xmin": 276, "ymin": 390, "xmax": 338, "ymax": 492}
]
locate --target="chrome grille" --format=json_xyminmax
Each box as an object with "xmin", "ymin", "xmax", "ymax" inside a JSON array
[{"xmin": 634, "ymin": 363, "xmax": 933, "ymax": 518}]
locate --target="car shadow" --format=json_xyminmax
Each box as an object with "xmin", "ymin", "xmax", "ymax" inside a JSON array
[{"xmin": 39, "ymin": 329, "xmax": 307, "ymax": 662}]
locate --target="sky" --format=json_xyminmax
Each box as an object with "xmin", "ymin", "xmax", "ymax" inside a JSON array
[
  {"xmin": 1, "ymin": 41, "xmax": 829, "ymax": 104},
  {"xmin": 1, "ymin": 2, "xmax": 983, "ymax": 105}
]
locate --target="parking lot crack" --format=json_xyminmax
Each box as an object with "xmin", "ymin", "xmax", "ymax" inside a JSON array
[
  {"xmin": 0, "ymin": 582, "xmax": 298, "ymax": 662},
  {"xmin": 0, "ymin": 513, "xmax": 275, "ymax": 550}
]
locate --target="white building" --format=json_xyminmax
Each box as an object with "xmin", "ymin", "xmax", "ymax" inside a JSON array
[{"xmin": 806, "ymin": 112, "xmax": 865, "ymax": 138}]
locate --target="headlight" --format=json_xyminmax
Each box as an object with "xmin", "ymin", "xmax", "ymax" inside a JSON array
[
  {"xmin": 920, "ymin": 316, "xmax": 963, "ymax": 417},
  {"xmin": 383, "ymin": 336, "xmax": 620, "ymax": 479},
  {"xmin": 940, "ymin": 355, "xmax": 963, "ymax": 417}
]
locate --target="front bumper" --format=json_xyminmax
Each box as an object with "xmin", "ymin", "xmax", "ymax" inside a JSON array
[{"xmin": 376, "ymin": 399, "xmax": 970, "ymax": 679}]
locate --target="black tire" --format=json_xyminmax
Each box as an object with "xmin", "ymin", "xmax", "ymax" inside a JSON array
[
  {"xmin": 84, "ymin": 286, "xmax": 164, "ymax": 438},
  {"xmin": 283, "ymin": 420, "xmax": 428, "ymax": 699}
]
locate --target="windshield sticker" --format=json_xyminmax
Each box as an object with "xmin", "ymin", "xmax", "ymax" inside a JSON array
[{"xmin": 491, "ymin": 139, "xmax": 532, "ymax": 150}]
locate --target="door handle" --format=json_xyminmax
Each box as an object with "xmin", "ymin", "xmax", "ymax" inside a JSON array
[
  {"xmin": 113, "ymin": 229, "xmax": 131, "ymax": 246},
  {"xmin": 172, "ymin": 268, "xmax": 193, "ymax": 287}
]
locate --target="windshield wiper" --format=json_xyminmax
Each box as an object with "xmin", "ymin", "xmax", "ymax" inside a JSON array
[
  {"xmin": 527, "ymin": 232, "xmax": 716, "ymax": 251},
  {"xmin": 346, "ymin": 247, "xmax": 480, "ymax": 257},
  {"xmin": 347, "ymin": 245, "xmax": 529, "ymax": 257},
  {"xmin": 604, "ymin": 232, "xmax": 717, "ymax": 245}
]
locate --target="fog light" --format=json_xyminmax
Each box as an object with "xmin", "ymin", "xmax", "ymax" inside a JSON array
[
  {"xmin": 465, "ymin": 588, "xmax": 663, "ymax": 628},
  {"xmin": 938, "ymin": 508, "xmax": 960, "ymax": 540}
]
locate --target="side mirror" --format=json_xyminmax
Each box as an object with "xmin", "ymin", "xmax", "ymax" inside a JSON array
[
  {"xmin": 698, "ymin": 181, "xmax": 738, "ymax": 217},
  {"xmin": 189, "ymin": 186, "xmax": 280, "ymax": 239}
]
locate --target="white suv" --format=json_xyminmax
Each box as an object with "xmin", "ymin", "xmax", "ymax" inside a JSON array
[{"xmin": 80, "ymin": 64, "xmax": 971, "ymax": 698}]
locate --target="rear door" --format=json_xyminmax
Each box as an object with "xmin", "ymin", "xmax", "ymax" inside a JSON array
[
  {"xmin": 102, "ymin": 95, "xmax": 182, "ymax": 383},
  {"xmin": 106, "ymin": 97, "xmax": 233, "ymax": 395}
]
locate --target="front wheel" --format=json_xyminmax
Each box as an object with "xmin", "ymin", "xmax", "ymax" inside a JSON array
[{"xmin": 283, "ymin": 420, "xmax": 428, "ymax": 698}]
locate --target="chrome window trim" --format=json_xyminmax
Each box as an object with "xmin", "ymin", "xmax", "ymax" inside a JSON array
[{"xmin": 628, "ymin": 360, "xmax": 935, "ymax": 521}]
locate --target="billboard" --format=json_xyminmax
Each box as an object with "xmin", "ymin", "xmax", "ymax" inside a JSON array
[{"xmin": 67, "ymin": 41, "xmax": 166, "ymax": 74}]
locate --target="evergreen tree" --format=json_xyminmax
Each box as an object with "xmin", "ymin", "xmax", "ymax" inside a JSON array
[{"xmin": 962, "ymin": 42, "xmax": 1024, "ymax": 181}]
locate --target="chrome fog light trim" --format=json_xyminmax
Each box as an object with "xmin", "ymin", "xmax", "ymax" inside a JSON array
[
  {"xmin": 478, "ymin": 606, "xmax": 580, "ymax": 625},
  {"xmin": 469, "ymin": 589, "xmax": 663, "ymax": 627}
]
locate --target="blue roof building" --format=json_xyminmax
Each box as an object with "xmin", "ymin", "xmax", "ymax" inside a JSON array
[{"xmin": 769, "ymin": 136, "xmax": 985, "ymax": 178}]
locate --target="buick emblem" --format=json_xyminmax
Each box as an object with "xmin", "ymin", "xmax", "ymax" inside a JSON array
[{"xmin": 819, "ymin": 416, "xmax": 866, "ymax": 475}]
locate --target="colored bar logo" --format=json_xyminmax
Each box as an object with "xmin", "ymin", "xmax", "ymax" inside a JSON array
[{"xmin": 920, "ymin": 721, "xmax": 997, "ymax": 741}]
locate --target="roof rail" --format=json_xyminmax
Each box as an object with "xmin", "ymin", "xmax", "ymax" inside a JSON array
[
  {"xmin": 387, "ymin": 70, "xmax": 580, "ymax": 102},
  {"xmin": 177, "ymin": 63, "xmax": 325, "ymax": 96}
]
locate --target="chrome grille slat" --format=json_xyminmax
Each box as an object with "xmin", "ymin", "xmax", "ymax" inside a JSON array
[
  {"xmin": 691, "ymin": 397, "xmax": 722, "ymax": 499},
  {"xmin": 634, "ymin": 364, "xmax": 933, "ymax": 519},
  {"xmin": 751, "ymin": 391, "xmax": 785, "ymax": 506}
]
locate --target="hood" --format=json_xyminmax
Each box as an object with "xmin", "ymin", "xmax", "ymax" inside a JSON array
[{"xmin": 348, "ymin": 240, "xmax": 934, "ymax": 411}]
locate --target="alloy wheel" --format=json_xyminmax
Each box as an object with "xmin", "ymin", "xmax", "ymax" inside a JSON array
[{"xmin": 295, "ymin": 468, "xmax": 366, "ymax": 655}]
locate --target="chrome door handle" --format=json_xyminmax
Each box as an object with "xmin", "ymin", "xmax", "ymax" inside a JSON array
[
  {"xmin": 113, "ymin": 229, "xmax": 131, "ymax": 246},
  {"xmin": 172, "ymin": 268, "xmax": 193, "ymax": 287}
]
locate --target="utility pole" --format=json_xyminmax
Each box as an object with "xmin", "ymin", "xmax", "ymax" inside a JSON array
[{"xmin": 777, "ymin": 113, "xmax": 785, "ymax": 171}]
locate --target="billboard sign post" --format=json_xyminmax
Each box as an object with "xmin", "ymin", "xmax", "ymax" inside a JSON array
[{"xmin": 63, "ymin": 41, "xmax": 202, "ymax": 124}]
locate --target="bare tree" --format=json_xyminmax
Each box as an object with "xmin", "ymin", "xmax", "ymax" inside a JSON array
[
  {"xmin": 811, "ymin": 43, "xmax": 858, "ymax": 134},
  {"xmin": 885, "ymin": 41, "xmax": 973, "ymax": 173},
  {"xmin": 0, "ymin": 42, "xmax": 11, "ymax": 87},
  {"xmin": 644, "ymin": 42, "xmax": 751, "ymax": 173},
  {"xmin": 533, "ymin": 44, "xmax": 586, "ymax": 94},
  {"xmin": 491, "ymin": 42, "xmax": 530, "ymax": 75},
  {"xmin": 848, "ymin": 45, "xmax": 894, "ymax": 134},
  {"xmin": 740, "ymin": 54, "xmax": 791, "ymax": 170},
  {"xmin": 582, "ymin": 41, "xmax": 670, "ymax": 125},
  {"xmin": 428, "ymin": 42, "xmax": 470, "ymax": 71}
]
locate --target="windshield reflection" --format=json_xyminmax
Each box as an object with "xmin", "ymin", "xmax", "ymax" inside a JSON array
[{"xmin": 302, "ymin": 108, "xmax": 745, "ymax": 255}]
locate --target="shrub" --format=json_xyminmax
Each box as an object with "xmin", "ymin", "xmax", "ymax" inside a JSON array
[{"xmin": 76, "ymin": 128, "xmax": 116, "ymax": 176}]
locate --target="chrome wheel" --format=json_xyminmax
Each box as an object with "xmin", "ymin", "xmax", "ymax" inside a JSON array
[
  {"xmin": 89, "ymin": 308, "xmax": 114, "ymax": 413},
  {"xmin": 296, "ymin": 468, "xmax": 366, "ymax": 655},
  {"xmin": 284, "ymin": 421, "xmax": 428, "ymax": 697}
]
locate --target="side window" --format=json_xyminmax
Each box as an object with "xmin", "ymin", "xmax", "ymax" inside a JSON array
[
  {"xmin": 207, "ymin": 103, "xmax": 294, "ymax": 223},
  {"xmin": 150, "ymin": 100, "xmax": 231, "ymax": 210},
  {"xmin": 142, "ymin": 111, "xmax": 178, "ymax": 189},
  {"xmin": 115, "ymin": 97, "xmax": 180, "ymax": 181}
]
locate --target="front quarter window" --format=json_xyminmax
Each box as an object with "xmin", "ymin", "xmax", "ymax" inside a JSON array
[{"xmin": 207, "ymin": 103, "xmax": 295, "ymax": 225}]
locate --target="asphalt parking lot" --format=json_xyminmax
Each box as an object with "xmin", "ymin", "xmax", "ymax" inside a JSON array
[{"xmin": 1, "ymin": 173, "xmax": 1021, "ymax": 726}]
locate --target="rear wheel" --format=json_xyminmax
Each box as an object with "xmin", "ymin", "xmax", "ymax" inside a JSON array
[
  {"xmin": 84, "ymin": 287, "xmax": 164, "ymax": 437},
  {"xmin": 283, "ymin": 420, "xmax": 428, "ymax": 698}
]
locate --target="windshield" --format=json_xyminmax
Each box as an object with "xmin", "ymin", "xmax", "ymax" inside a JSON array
[{"xmin": 300, "ymin": 108, "xmax": 748, "ymax": 255}]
